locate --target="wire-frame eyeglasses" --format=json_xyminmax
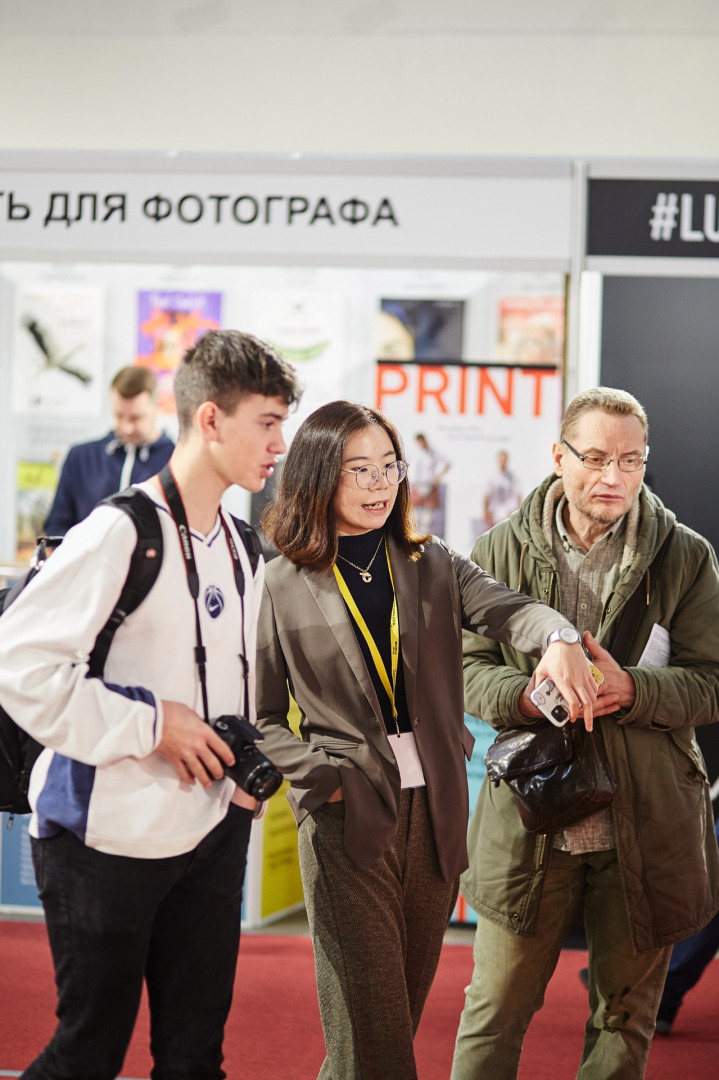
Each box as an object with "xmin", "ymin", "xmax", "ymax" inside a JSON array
[
  {"xmin": 341, "ymin": 460, "xmax": 409, "ymax": 490},
  {"xmin": 562, "ymin": 439, "xmax": 649, "ymax": 472}
]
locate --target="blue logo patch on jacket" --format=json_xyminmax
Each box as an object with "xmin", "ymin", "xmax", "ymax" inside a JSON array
[{"xmin": 204, "ymin": 585, "xmax": 225, "ymax": 618}]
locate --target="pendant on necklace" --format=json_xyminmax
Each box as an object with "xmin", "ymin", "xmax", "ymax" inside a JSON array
[{"xmin": 360, "ymin": 570, "xmax": 372, "ymax": 583}]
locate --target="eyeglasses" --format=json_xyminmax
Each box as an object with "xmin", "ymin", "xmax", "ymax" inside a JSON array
[
  {"xmin": 341, "ymin": 460, "xmax": 409, "ymax": 490},
  {"xmin": 562, "ymin": 439, "xmax": 649, "ymax": 473}
]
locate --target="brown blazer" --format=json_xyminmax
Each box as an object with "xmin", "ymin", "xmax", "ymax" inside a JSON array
[{"xmin": 255, "ymin": 536, "xmax": 570, "ymax": 879}]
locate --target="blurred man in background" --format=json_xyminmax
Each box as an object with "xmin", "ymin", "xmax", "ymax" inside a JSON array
[{"xmin": 44, "ymin": 366, "xmax": 174, "ymax": 535}]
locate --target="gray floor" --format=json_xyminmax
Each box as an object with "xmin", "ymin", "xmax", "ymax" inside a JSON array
[
  {"xmin": 249, "ymin": 905, "xmax": 476, "ymax": 946},
  {"xmin": 2, "ymin": 905, "xmax": 476, "ymax": 944}
]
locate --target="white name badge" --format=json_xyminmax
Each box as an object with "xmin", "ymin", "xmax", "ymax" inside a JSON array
[{"xmin": 387, "ymin": 732, "xmax": 426, "ymax": 789}]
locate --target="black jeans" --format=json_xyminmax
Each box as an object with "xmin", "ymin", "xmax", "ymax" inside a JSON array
[{"xmin": 23, "ymin": 804, "xmax": 252, "ymax": 1080}]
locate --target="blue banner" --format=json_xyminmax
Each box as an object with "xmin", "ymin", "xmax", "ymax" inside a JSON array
[{"xmin": 0, "ymin": 813, "xmax": 42, "ymax": 909}]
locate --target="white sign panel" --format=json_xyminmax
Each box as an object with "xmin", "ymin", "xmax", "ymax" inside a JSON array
[{"xmin": 0, "ymin": 172, "xmax": 572, "ymax": 261}]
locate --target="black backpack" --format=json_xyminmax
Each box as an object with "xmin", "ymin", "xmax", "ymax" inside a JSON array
[{"xmin": 0, "ymin": 489, "xmax": 261, "ymax": 817}]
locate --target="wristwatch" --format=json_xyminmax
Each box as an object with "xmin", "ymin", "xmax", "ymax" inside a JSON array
[{"xmin": 547, "ymin": 626, "xmax": 581, "ymax": 646}]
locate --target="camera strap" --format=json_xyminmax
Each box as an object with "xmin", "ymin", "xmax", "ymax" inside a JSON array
[{"xmin": 159, "ymin": 464, "xmax": 249, "ymax": 723}]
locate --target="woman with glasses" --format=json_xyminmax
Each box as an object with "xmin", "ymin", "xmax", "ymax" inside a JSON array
[{"xmin": 254, "ymin": 400, "xmax": 598, "ymax": 1080}]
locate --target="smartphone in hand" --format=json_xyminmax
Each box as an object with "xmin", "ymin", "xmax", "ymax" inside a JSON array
[{"xmin": 530, "ymin": 658, "xmax": 604, "ymax": 726}]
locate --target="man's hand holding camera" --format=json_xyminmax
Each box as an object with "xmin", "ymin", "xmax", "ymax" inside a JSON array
[
  {"xmin": 157, "ymin": 703, "xmax": 283, "ymax": 804},
  {"xmin": 156, "ymin": 701, "xmax": 235, "ymax": 786}
]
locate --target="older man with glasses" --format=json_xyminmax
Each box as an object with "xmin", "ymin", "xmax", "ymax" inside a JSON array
[{"xmin": 451, "ymin": 386, "xmax": 719, "ymax": 1080}]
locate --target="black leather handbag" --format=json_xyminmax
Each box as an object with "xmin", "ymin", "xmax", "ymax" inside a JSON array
[
  {"xmin": 484, "ymin": 534, "xmax": 671, "ymax": 835},
  {"xmin": 485, "ymin": 721, "xmax": 615, "ymax": 834}
]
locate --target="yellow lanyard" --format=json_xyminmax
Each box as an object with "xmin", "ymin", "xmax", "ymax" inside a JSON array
[{"xmin": 333, "ymin": 542, "xmax": 400, "ymax": 732}]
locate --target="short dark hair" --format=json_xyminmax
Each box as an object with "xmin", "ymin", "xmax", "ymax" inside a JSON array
[
  {"xmin": 111, "ymin": 366, "xmax": 157, "ymax": 400},
  {"xmin": 174, "ymin": 330, "xmax": 302, "ymax": 436},
  {"xmin": 262, "ymin": 400, "xmax": 427, "ymax": 571}
]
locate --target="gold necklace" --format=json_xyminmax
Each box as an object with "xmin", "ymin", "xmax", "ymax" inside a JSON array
[{"xmin": 337, "ymin": 535, "xmax": 384, "ymax": 583}]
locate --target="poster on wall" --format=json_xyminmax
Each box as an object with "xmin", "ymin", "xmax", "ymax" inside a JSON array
[
  {"xmin": 259, "ymin": 781, "xmax": 304, "ymax": 922},
  {"xmin": 493, "ymin": 295, "xmax": 565, "ymax": 367},
  {"xmin": 15, "ymin": 461, "xmax": 57, "ymax": 561},
  {"xmin": 376, "ymin": 361, "xmax": 563, "ymax": 556},
  {"xmin": 452, "ymin": 713, "xmax": 497, "ymax": 924},
  {"xmin": 0, "ymin": 814, "xmax": 41, "ymax": 911},
  {"xmin": 376, "ymin": 298, "xmax": 464, "ymax": 361},
  {"xmin": 136, "ymin": 290, "xmax": 222, "ymax": 415},
  {"xmin": 12, "ymin": 286, "xmax": 105, "ymax": 416},
  {"xmin": 251, "ymin": 290, "xmax": 349, "ymax": 441}
]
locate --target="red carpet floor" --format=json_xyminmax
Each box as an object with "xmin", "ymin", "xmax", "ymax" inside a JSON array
[{"xmin": 0, "ymin": 920, "xmax": 716, "ymax": 1078}]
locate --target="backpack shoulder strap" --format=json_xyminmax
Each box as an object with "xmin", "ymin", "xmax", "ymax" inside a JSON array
[
  {"xmin": 88, "ymin": 489, "xmax": 164, "ymax": 678},
  {"xmin": 0, "ymin": 536, "xmax": 58, "ymax": 615},
  {"xmin": 229, "ymin": 516, "xmax": 262, "ymax": 578}
]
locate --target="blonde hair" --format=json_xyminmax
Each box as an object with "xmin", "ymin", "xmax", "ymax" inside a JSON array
[{"xmin": 561, "ymin": 387, "xmax": 648, "ymax": 443}]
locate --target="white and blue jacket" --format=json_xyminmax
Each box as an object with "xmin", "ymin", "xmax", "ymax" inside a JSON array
[{"xmin": 0, "ymin": 483, "xmax": 262, "ymax": 859}]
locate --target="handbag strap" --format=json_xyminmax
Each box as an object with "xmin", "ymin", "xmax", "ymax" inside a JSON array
[{"xmin": 608, "ymin": 531, "xmax": 672, "ymax": 667}]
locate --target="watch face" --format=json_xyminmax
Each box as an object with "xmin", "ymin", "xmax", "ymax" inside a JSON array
[{"xmin": 549, "ymin": 627, "xmax": 581, "ymax": 645}]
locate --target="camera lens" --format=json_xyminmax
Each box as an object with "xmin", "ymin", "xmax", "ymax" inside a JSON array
[
  {"xmin": 242, "ymin": 759, "xmax": 283, "ymax": 801},
  {"xmin": 211, "ymin": 714, "xmax": 283, "ymax": 801},
  {"xmin": 551, "ymin": 705, "xmax": 568, "ymax": 723},
  {"xmin": 227, "ymin": 746, "xmax": 283, "ymax": 802}
]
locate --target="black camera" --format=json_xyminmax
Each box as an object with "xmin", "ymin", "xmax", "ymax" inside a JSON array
[{"xmin": 210, "ymin": 714, "xmax": 282, "ymax": 802}]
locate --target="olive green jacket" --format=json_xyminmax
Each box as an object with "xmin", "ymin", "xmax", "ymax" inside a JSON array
[{"xmin": 461, "ymin": 477, "xmax": 719, "ymax": 953}]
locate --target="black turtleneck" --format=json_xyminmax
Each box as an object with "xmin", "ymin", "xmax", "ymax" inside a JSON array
[{"xmin": 336, "ymin": 529, "xmax": 411, "ymax": 736}]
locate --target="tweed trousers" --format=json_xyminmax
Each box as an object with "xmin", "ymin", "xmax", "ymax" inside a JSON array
[{"xmin": 298, "ymin": 787, "xmax": 459, "ymax": 1080}]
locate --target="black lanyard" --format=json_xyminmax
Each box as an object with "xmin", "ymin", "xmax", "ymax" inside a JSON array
[{"xmin": 159, "ymin": 464, "xmax": 249, "ymax": 722}]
